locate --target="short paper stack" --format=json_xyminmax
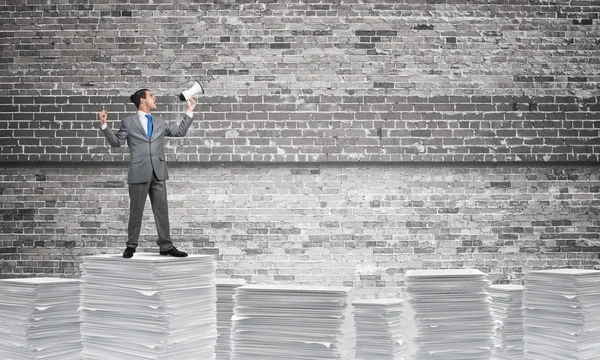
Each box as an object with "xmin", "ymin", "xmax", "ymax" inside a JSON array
[
  {"xmin": 488, "ymin": 284, "xmax": 524, "ymax": 360},
  {"xmin": 402, "ymin": 269, "xmax": 494, "ymax": 360},
  {"xmin": 0, "ymin": 277, "xmax": 82, "ymax": 360},
  {"xmin": 216, "ymin": 278, "xmax": 246, "ymax": 360},
  {"xmin": 524, "ymin": 269, "xmax": 600, "ymax": 360},
  {"xmin": 231, "ymin": 284, "xmax": 355, "ymax": 360},
  {"xmin": 353, "ymin": 299, "xmax": 406, "ymax": 360}
]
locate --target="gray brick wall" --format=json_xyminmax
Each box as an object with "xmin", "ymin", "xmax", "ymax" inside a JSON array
[
  {"xmin": 1, "ymin": 1, "xmax": 599, "ymax": 162},
  {"xmin": 1, "ymin": 94, "xmax": 599, "ymax": 163},
  {"xmin": 1, "ymin": 1, "xmax": 599, "ymax": 297},
  {"xmin": 1, "ymin": 164, "xmax": 599, "ymax": 298}
]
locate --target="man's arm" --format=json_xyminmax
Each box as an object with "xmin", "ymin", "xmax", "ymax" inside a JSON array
[
  {"xmin": 165, "ymin": 98, "xmax": 196, "ymax": 137},
  {"xmin": 98, "ymin": 109, "xmax": 128, "ymax": 147}
]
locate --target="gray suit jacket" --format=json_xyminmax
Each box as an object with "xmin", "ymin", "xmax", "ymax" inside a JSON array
[{"xmin": 102, "ymin": 113, "xmax": 194, "ymax": 184}]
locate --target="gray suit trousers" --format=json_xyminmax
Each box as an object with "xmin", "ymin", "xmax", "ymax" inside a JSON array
[{"xmin": 127, "ymin": 172, "xmax": 173, "ymax": 251}]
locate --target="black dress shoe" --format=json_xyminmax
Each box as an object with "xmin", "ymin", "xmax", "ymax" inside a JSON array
[
  {"xmin": 123, "ymin": 247, "xmax": 136, "ymax": 258},
  {"xmin": 159, "ymin": 247, "xmax": 188, "ymax": 257}
]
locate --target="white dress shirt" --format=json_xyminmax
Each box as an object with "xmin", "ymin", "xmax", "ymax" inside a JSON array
[{"xmin": 137, "ymin": 110, "xmax": 151, "ymax": 136}]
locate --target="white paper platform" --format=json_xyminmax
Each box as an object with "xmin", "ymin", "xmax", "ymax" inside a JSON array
[
  {"xmin": 231, "ymin": 284, "xmax": 355, "ymax": 360},
  {"xmin": 524, "ymin": 269, "xmax": 600, "ymax": 360},
  {"xmin": 402, "ymin": 269, "xmax": 494, "ymax": 360},
  {"xmin": 0, "ymin": 277, "xmax": 82, "ymax": 360},
  {"xmin": 79, "ymin": 254, "xmax": 216, "ymax": 360}
]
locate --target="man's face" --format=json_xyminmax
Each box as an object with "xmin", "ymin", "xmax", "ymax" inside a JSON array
[{"xmin": 141, "ymin": 91, "xmax": 157, "ymax": 111}]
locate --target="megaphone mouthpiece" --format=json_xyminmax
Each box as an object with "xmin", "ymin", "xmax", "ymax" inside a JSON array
[{"xmin": 179, "ymin": 81, "xmax": 204, "ymax": 101}]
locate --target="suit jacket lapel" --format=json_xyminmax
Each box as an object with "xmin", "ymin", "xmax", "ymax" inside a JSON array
[{"xmin": 129, "ymin": 114, "xmax": 149, "ymax": 141}]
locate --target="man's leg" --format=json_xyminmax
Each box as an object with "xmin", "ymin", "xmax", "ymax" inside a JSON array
[
  {"xmin": 148, "ymin": 175, "xmax": 173, "ymax": 252},
  {"xmin": 127, "ymin": 181, "xmax": 151, "ymax": 249}
]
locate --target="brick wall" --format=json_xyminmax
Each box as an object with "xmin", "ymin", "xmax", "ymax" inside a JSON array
[
  {"xmin": 1, "ymin": 0, "xmax": 599, "ymax": 297},
  {"xmin": 1, "ymin": 164, "xmax": 599, "ymax": 297},
  {"xmin": 2, "ymin": 94, "xmax": 599, "ymax": 163},
  {"xmin": 1, "ymin": 0, "xmax": 599, "ymax": 162}
]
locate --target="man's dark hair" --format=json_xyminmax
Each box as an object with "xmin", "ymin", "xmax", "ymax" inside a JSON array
[{"xmin": 130, "ymin": 89, "xmax": 150, "ymax": 108}]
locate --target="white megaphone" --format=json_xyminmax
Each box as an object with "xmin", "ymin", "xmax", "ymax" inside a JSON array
[{"xmin": 179, "ymin": 81, "xmax": 204, "ymax": 101}]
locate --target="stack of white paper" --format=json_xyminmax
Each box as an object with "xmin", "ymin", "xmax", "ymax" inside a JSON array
[
  {"xmin": 488, "ymin": 284, "xmax": 524, "ymax": 360},
  {"xmin": 402, "ymin": 269, "xmax": 494, "ymax": 360},
  {"xmin": 524, "ymin": 269, "xmax": 600, "ymax": 360},
  {"xmin": 353, "ymin": 299, "xmax": 406, "ymax": 360},
  {"xmin": 0, "ymin": 277, "xmax": 82, "ymax": 360},
  {"xmin": 216, "ymin": 278, "xmax": 246, "ymax": 360},
  {"xmin": 231, "ymin": 284, "xmax": 355, "ymax": 360},
  {"xmin": 80, "ymin": 254, "xmax": 216, "ymax": 360}
]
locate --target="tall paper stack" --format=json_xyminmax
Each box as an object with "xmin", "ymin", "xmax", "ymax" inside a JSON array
[
  {"xmin": 353, "ymin": 299, "xmax": 406, "ymax": 360},
  {"xmin": 216, "ymin": 278, "xmax": 246, "ymax": 360},
  {"xmin": 402, "ymin": 269, "xmax": 494, "ymax": 360},
  {"xmin": 0, "ymin": 277, "xmax": 82, "ymax": 360},
  {"xmin": 231, "ymin": 284, "xmax": 355, "ymax": 360},
  {"xmin": 524, "ymin": 269, "xmax": 600, "ymax": 360},
  {"xmin": 488, "ymin": 284, "xmax": 524, "ymax": 360},
  {"xmin": 80, "ymin": 254, "xmax": 216, "ymax": 360}
]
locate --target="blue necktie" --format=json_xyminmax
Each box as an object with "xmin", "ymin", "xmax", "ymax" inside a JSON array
[{"xmin": 145, "ymin": 114, "xmax": 153, "ymax": 139}]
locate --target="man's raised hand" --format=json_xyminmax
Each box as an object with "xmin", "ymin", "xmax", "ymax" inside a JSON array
[{"xmin": 98, "ymin": 109, "xmax": 108, "ymax": 126}]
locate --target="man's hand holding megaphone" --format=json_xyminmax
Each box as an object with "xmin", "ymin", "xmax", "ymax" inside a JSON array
[{"xmin": 186, "ymin": 98, "xmax": 196, "ymax": 112}]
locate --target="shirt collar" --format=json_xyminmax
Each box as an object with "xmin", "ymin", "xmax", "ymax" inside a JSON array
[{"xmin": 138, "ymin": 110, "xmax": 150, "ymax": 118}]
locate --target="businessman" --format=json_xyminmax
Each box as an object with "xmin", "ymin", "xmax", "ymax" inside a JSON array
[{"xmin": 98, "ymin": 89, "xmax": 197, "ymax": 258}]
